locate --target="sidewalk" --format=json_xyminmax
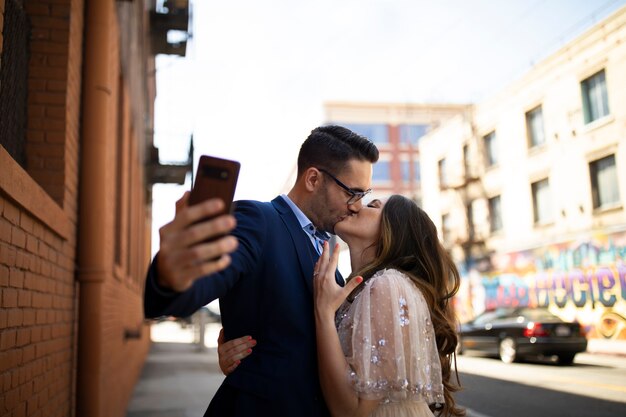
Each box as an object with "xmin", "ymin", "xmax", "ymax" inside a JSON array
[{"xmin": 126, "ymin": 321, "xmax": 225, "ymax": 417}]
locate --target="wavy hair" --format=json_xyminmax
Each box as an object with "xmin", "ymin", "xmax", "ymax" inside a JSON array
[{"xmin": 349, "ymin": 195, "xmax": 465, "ymax": 417}]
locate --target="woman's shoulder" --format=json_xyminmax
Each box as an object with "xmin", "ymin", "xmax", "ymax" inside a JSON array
[
  {"xmin": 366, "ymin": 269, "xmax": 423, "ymax": 297},
  {"xmin": 369, "ymin": 268, "xmax": 413, "ymax": 286}
]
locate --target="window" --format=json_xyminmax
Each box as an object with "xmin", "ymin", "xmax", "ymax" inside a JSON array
[
  {"xmin": 483, "ymin": 131, "xmax": 498, "ymax": 167},
  {"xmin": 526, "ymin": 106, "xmax": 545, "ymax": 148},
  {"xmin": 466, "ymin": 202, "xmax": 475, "ymax": 240},
  {"xmin": 401, "ymin": 160, "xmax": 411, "ymax": 182},
  {"xmin": 438, "ymin": 158, "xmax": 447, "ymax": 188},
  {"xmin": 581, "ymin": 70, "xmax": 610, "ymax": 124},
  {"xmin": 590, "ymin": 154, "xmax": 620, "ymax": 209},
  {"xmin": 0, "ymin": 0, "xmax": 29, "ymax": 167},
  {"xmin": 372, "ymin": 161, "xmax": 390, "ymax": 182},
  {"xmin": 414, "ymin": 160, "xmax": 421, "ymax": 181},
  {"xmin": 399, "ymin": 124, "xmax": 428, "ymax": 145},
  {"xmin": 532, "ymin": 178, "xmax": 553, "ymax": 224},
  {"xmin": 441, "ymin": 213, "xmax": 451, "ymax": 243},
  {"xmin": 342, "ymin": 123, "xmax": 389, "ymax": 144},
  {"xmin": 488, "ymin": 195, "xmax": 503, "ymax": 232}
]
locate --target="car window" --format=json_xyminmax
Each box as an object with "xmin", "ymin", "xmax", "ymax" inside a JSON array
[
  {"xmin": 473, "ymin": 311, "xmax": 500, "ymax": 326},
  {"xmin": 518, "ymin": 308, "xmax": 559, "ymax": 321}
]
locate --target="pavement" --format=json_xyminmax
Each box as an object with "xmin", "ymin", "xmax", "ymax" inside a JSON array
[
  {"xmin": 126, "ymin": 320, "xmax": 626, "ymax": 417},
  {"xmin": 126, "ymin": 320, "xmax": 225, "ymax": 417}
]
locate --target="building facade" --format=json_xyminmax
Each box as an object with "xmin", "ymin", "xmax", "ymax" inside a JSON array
[
  {"xmin": 325, "ymin": 102, "xmax": 470, "ymax": 203},
  {"xmin": 0, "ymin": 1, "xmax": 190, "ymax": 416},
  {"xmin": 420, "ymin": 6, "xmax": 626, "ymax": 344}
]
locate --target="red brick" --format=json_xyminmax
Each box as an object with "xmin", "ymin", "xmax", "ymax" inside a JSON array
[
  {"xmin": 9, "ymin": 268, "xmax": 24, "ymax": 288},
  {"xmin": 0, "ymin": 264, "xmax": 8, "ymax": 285},
  {"xmin": 7, "ymin": 308, "xmax": 23, "ymax": 327},
  {"xmin": 25, "ymin": 3, "xmax": 51, "ymax": 15},
  {"xmin": 4, "ymin": 386, "xmax": 18, "ymax": 410},
  {"xmin": 11, "ymin": 226, "xmax": 27, "ymax": 248},
  {"xmin": 47, "ymin": 54, "xmax": 68, "ymax": 67},
  {"xmin": 15, "ymin": 249, "xmax": 26, "ymax": 269},
  {"xmin": 23, "ymin": 309, "xmax": 36, "ymax": 326},
  {"xmin": 18, "ymin": 290, "xmax": 32, "ymax": 307},
  {"xmin": 13, "ymin": 401, "xmax": 26, "ymax": 417},
  {"xmin": 16, "ymin": 328, "xmax": 31, "ymax": 347},
  {"xmin": 19, "ymin": 215, "xmax": 34, "ymax": 235},
  {"xmin": 31, "ymin": 326, "xmax": 42, "ymax": 343},
  {"xmin": 26, "ymin": 130, "xmax": 45, "ymax": 143},
  {"xmin": 28, "ymin": 104, "xmax": 46, "ymax": 117},
  {"xmin": 30, "ymin": 91, "xmax": 66, "ymax": 105},
  {"xmin": 20, "ymin": 375, "xmax": 34, "ymax": 399},
  {"xmin": 30, "ymin": 54, "xmax": 49, "ymax": 69},
  {"xmin": 32, "ymin": 222, "xmax": 44, "ymax": 239},
  {"xmin": 31, "ymin": 27, "xmax": 51, "ymax": 40},
  {"xmin": 30, "ymin": 40, "xmax": 67, "ymax": 56},
  {"xmin": 50, "ymin": 28, "xmax": 69, "ymax": 43},
  {"xmin": 28, "ymin": 66, "xmax": 67, "ymax": 80},
  {"xmin": 0, "ymin": 218, "xmax": 11, "ymax": 242},
  {"xmin": 3, "ymin": 201, "xmax": 20, "ymax": 225},
  {"xmin": 29, "ymin": 16, "xmax": 69, "ymax": 30},
  {"xmin": 0, "ymin": 329, "xmax": 16, "ymax": 350},
  {"xmin": 43, "ymin": 118, "xmax": 66, "ymax": 131},
  {"xmin": 0, "ymin": 310, "xmax": 7, "ymax": 327},
  {"xmin": 3, "ymin": 288, "xmax": 18, "ymax": 307},
  {"xmin": 26, "ymin": 235, "xmax": 39, "ymax": 254},
  {"xmin": 51, "ymin": 4, "xmax": 70, "ymax": 18},
  {"xmin": 45, "ymin": 106, "xmax": 65, "ymax": 119},
  {"xmin": 33, "ymin": 308, "xmax": 47, "ymax": 324},
  {"xmin": 47, "ymin": 80, "xmax": 67, "ymax": 92}
]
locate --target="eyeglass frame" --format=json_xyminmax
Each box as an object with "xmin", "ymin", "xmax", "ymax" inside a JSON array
[{"xmin": 317, "ymin": 168, "xmax": 372, "ymax": 205}]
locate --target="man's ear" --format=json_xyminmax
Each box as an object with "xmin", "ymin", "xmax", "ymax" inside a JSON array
[{"xmin": 303, "ymin": 167, "xmax": 321, "ymax": 192}]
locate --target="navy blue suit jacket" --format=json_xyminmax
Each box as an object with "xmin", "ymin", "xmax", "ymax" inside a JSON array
[{"xmin": 144, "ymin": 196, "xmax": 340, "ymax": 416}]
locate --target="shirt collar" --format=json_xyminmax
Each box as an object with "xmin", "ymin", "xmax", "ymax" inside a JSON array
[{"xmin": 280, "ymin": 194, "xmax": 331, "ymax": 240}]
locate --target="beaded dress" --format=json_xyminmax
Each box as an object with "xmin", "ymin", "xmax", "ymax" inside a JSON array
[{"xmin": 336, "ymin": 269, "xmax": 444, "ymax": 417}]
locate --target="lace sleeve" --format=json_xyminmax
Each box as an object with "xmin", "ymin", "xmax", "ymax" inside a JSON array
[{"xmin": 346, "ymin": 269, "xmax": 445, "ymax": 404}]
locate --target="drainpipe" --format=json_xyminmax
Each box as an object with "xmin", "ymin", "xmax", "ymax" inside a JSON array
[{"xmin": 77, "ymin": 0, "xmax": 113, "ymax": 416}]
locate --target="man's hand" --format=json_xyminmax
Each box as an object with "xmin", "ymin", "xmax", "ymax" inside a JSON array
[
  {"xmin": 217, "ymin": 328, "xmax": 256, "ymax": 375},
  {"xmin": 156, "ymin": 192, "xmax": 238, "ymax": 292}
]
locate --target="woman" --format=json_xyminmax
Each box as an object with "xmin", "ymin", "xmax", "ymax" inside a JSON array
[
  {"xmin": 313, "ymin": 195, "xmax": 463, "ymax": 417},
  {"xmin": 219, "ymin": 195, "xmax": 464, "ymax": 416}
]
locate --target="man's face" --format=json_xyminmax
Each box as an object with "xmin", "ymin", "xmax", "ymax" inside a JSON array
[{"xmin": 310, "ymin": 159, "xmax": 373, "ymax": 234}]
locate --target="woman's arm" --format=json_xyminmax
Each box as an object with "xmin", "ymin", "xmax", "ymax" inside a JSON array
[{"xmin": 313, "ymin": 243, "xmax": 378, "ymax": 417}]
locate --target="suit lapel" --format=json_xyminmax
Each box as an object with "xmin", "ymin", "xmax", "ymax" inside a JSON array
[{"xmin": 271, "ymin": 196, "xmax": 318, "ymax": 293}]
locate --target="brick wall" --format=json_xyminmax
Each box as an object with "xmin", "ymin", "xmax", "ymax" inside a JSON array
[{"xmin": 1, "ymin": 0, "xmax": 152, "ymax": 416}]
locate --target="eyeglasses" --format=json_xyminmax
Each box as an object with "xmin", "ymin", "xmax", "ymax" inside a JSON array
[{"xmin": 317, "ymin": 168, "xmax": 372, "ymax": 205}]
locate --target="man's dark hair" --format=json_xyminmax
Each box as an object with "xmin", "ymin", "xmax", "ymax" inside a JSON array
[{"xmin": 297, "ymin": 125, "xmax": 379, "ymax": 177}]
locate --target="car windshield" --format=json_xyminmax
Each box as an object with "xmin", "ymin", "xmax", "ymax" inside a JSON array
[{"xmin": 516, "ymin": 308, "xmax": 559, "ymax": 321}]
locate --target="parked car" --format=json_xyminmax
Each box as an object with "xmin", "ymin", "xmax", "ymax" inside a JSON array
[{"xmin": 457, "ymin": 307, "xmax": 587, "ymax": 365}]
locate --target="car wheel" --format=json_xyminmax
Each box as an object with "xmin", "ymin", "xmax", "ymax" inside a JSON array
[
  {"xmin": 557, "ymin": 353, "xmax": 576, "ymax": 365},
  {"xmin": 499, "ymin": 337, "xmax": 518, "ymax": 363}
]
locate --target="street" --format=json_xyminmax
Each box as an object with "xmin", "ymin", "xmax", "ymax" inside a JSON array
[{"xmin": 456, "ymin": 352, "xmax": 626, "ymax": 417}]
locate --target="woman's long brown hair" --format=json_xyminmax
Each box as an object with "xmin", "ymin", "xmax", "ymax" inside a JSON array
[{"xmin": 348, "ymin": 195, "xmax": 465, "ymax": 417}]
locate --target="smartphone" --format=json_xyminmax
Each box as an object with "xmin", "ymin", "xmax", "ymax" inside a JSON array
[{"xmin": 189, "ymin": 155, "xmax": 240, "ymax": 220}]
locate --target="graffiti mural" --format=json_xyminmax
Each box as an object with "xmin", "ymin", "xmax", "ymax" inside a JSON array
[{"xmin": 456, "ymin": 230, "xmax": 626, "ymax": 340}]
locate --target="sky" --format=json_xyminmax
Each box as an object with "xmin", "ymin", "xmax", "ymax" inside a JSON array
[{"xmin": 151, "ymin": 0, "xmax": 626, "ymax": 254}]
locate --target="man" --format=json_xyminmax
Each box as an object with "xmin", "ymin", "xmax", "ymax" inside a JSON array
[{"xmin": 144, "ymin": 125, "xmax": 379, "ymax": 416}]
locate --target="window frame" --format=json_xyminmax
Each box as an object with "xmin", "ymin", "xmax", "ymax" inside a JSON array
[
  {"xmin": 525, "ymin": 105, "xmax": 546, "ymax": 149},
  {"xmin": 581, "ymin": 69, "xmax": 610, "ymax": 124},
  {"xmin": 589, "ymin": 154, "xmax": 621, "ymax": 211}
]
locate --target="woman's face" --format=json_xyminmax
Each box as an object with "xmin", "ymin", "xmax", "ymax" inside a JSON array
[{"xmin": 334, "ymin": 199, "xmax": 384, "ymax": 244}]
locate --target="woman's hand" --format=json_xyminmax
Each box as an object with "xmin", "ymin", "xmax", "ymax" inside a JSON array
[
  {"xmin": 217, "ymin": 328, "xmax": 256, "ymax": 375},
  {"xmin": 313, "ymin": 242, "xmax": 363, "ymax": 321}
]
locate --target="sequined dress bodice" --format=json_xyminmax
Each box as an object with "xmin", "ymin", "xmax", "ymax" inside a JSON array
[{"xmin": 335, "ymin": 269, "xmax": 443, "ymax": 417}]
